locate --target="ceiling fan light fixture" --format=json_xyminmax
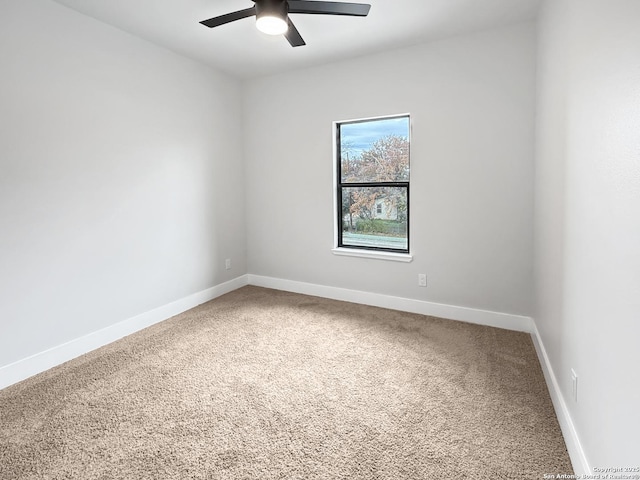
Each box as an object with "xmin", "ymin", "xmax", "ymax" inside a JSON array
[
  {"xmin": 200, "ymin": 0, "xmax": 371, "ymax": 47},
  {"xmin": 256, "ymin": 15, "xmax": 288, "ymax": 35},
  {"xmin": 254, "ymin": 0, "xmax": 289, "ymax": 35}
]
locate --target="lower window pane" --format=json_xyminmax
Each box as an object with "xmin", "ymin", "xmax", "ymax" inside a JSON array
[{"xmin": 341, "ymin": 186, "xmax": 408, "ymax": 250}]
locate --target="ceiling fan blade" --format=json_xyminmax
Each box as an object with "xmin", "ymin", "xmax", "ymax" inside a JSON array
[
  {"xmin": 200, "ymin": 7, "xmax": 256, "ymax": 28},
  {"xmin": 285, "ymin": 18, "xmax": 306, "ymax": 47},
  {"xmin": 288, "ymin": 1, "xmax": 371, "ymax": 16}
]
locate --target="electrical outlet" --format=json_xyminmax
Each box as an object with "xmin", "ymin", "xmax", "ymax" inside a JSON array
[
  {"xmin": 418, "ymin": 274, "xmax": 427, "ymax": 287},
  {"xmin": 225, "ymin": 258, "xmax": 231, "ymax": 270},
  {"xmin": 571, "ymin": 369, "xmax": 578, "ymax": 402}
]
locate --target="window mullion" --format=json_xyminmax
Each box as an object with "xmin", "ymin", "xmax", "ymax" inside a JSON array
[{"xmin": 339, "ymin": 182, "xmax": 409, "ymax": 188}]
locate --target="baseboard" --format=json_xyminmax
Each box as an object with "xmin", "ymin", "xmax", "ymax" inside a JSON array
[
  {"xmin": 247, "ymin": 274, "xmax": 534, "ymax": 332},
  {"xmin": 530, "ymin": 323, "xmax": 591, "ymax": 475},
  {"xmin": 0, "ymin": 275, "xmax": 249, "ymax": 391}
]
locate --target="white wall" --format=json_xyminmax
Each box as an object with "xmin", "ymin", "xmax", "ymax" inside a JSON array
[
  {"xmin": 535, "ymin": 0, "xmax": 640, "ymax": 469},
  {"xmin": 0, "ymin": 0, "xmax": 246, "ymax": 368},
  {"xmin": 244, "ymin": 23, "xmax": 537, "ymax": 318}
]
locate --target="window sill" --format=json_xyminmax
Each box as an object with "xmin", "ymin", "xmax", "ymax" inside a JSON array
[{"xmin": 331, "ymin": 247, "xmax": 413, "ymax": 263}]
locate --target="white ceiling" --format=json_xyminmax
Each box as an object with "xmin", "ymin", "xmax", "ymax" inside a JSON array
[{"xmin": 51, "ymin": 0, "xmax": 540, "ymax": 79}]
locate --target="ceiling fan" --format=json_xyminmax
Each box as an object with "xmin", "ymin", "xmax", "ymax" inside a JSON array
[{"xmin": 200, "ymin": 0, "xmax": 371, "ymax": 47}]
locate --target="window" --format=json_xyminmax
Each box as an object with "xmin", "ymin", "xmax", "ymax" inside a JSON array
[{"xmin": 335, "ymin": 114, "xmax": 410, "ymax": 254}]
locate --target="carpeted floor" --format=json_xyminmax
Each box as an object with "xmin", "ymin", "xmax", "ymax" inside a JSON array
[{"xmin": 0, "ymin": 286, "xmax": 573, "ymax": 479}]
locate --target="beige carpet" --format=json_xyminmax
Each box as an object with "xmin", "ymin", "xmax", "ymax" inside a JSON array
[{"xmin": 0, "ymin": 286, "xmax": 573, "ymax": 479}]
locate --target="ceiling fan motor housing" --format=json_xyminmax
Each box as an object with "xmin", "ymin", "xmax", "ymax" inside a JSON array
[{"xmin": 254, "ymin": 0, "xmax": 289, "ymax": 21}]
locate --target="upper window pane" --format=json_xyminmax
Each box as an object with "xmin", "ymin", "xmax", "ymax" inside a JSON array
[{"xmin": 340, "ymin": 116, "xmax": 410, "ymax": 183}]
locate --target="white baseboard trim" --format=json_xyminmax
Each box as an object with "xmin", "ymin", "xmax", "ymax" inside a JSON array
[
  {"xmin": 530, "ymin": 323, "xmax": 591, "ymax": 475},
  {"xmin": 0, "ymin": 275, "xmax": 249, "ymax": 391},
  {"xmin": 248, "ymin": 274, "xmax": 534, "ymax": 333}
]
